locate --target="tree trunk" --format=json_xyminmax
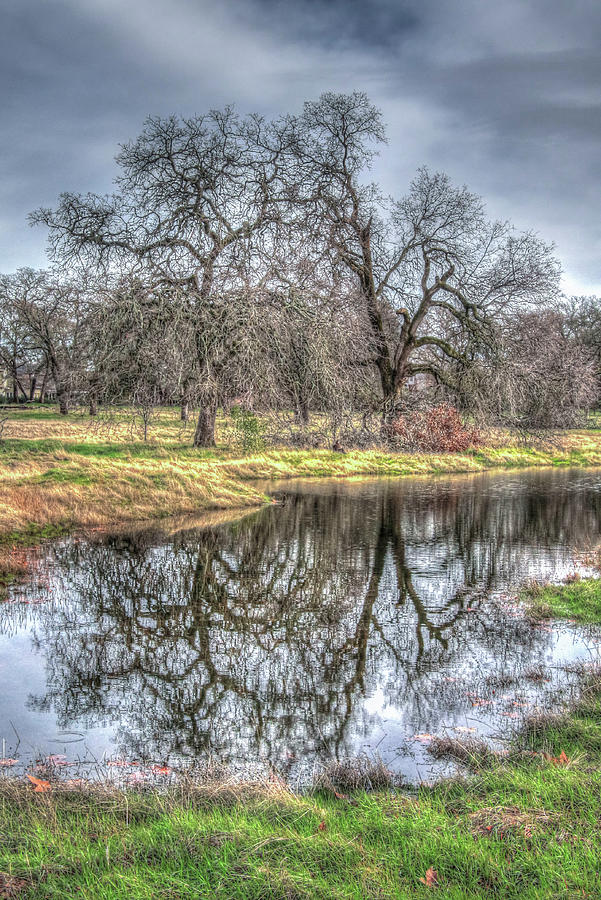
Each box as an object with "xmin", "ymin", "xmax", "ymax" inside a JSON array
[
  {"xmin": 57, "ymin": 387, "xmax": 69, "ymax": 415},
  {"xmin": 38, "ymin": 370, "xmax": 48, "ymax": 403},
  {"xmin": 295, "ymin": 397, "xmax": 310, "ymax": 426},
  {"xmin": 181, "ymin": 401, "xmax": 190, "ymax": 422},
  {"xmin": 193, "ymin": 400, "xmax": 217, "ymax": 447},
  {"xmin": 89, "ymin": 397, "xmax": 98, "ymax": 416},
  {"xmin": 29, "ymin": 376, "xmax": 37, "ymax": 401}
]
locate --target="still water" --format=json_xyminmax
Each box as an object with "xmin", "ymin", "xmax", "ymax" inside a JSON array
[{"xmin": 2, "ymin": 469, "xmax": 601, "ymax": 783}]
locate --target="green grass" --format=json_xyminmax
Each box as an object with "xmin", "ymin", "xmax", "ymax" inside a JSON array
[
  {"xmin": 523, "ymin": 577, "xmax": 601, "ymax": 624},
  {"xmin": 2, "ymin": 679, "xmax": 601, "ymax": 898},
  {"xmin": 2, "ymin": 405, "xmax": 601, "ymax": 563}
]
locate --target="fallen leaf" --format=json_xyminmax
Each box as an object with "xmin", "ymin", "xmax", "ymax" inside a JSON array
[
  {"xmin": 318, "ymin": 820, "xmax": 326, "ymax": 831},
  {"xmin": 125, "ymin": 771, "xmax": 147, "ymax": 784},
  {"xmin": 419, "ymin": 867, "xmax": 439, "ymax": 887},
  {"xmin": 26, "ymin": 774, "xmax": 51, "ymax": 793},
  {"xmin": 45, "ymin": 754, "xmax": 68, "ymax": 766}
]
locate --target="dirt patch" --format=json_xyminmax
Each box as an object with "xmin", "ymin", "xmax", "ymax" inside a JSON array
[{"xmin": 0, "ymin": 873, "xmax": 31, "ymax": 898}]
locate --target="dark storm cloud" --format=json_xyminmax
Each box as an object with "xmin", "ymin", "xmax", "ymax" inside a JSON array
[{"xmin": 1, "ymin": 0, "xmax": 599, "ymax": 293}]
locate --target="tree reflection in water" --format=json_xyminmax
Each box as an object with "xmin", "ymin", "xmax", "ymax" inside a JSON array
[{"xmin": 7, "ymin": 470, "xmax": 601, "ymax": 779}]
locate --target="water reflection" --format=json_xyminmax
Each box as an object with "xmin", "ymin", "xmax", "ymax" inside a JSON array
[{"xmin": 2, "ymin": 469, "xmax": 601, "ymax": 781}]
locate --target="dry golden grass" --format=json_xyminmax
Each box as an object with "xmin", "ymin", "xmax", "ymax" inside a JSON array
[{"xmin": 1, "ymin": 405, "xmax": 601, "ymax": 539}]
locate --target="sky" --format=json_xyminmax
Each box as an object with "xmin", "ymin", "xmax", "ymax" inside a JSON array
[{"xmin": 1, "ymin": 0, "xmax": 600, "ymax": 294}]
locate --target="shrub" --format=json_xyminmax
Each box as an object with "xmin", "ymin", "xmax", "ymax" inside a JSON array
[
  {"xmin": 227, "ymin": 406, "xmax": 266, "ymax": 452},
  {"xmin": 387, "ymin": 403, "xmax": 481, "ymax": 452}
]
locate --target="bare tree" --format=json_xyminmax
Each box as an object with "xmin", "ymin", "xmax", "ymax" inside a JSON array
[
  {"xmin": 453, "ymin": 309, "xmax": 596, "ymax": 430},
  {"xmin": 565, "ymin": 296, "xmax": 601, "ymax": 403},
  {"xmin": 287, "ymin": 92, "xmax": 561, "ymax": 417},
  {"xmin": 0, "ymin": 268, "xmax": 92, "ymax": 414},
  {"xmin": 32, "ymin": 110, "xmax": 290, "ymax": 445},
  {"xmin": 87, "ymin": 278, "xmax": 194, "ymax": 436},
  {"xmin": 0, "ymin": 288, "xmax": 41, "ymax": 403}
]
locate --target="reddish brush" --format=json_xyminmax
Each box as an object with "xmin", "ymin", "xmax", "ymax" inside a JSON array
[{"xmin": 388, "ymin": 404, "xmax": 482, "ymax": 453}]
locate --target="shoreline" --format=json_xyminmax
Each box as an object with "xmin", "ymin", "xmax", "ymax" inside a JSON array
[
  {"xmin": 1, "ymin": 662, "xmax": 600, "ymax": 898},
  {"xmin": 2, "ymin": 433, "xmax": 601, "ymax": 542}
]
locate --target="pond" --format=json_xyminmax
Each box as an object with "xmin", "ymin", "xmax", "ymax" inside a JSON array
[{"xmin": 1, "ymin": 468, "xmax": 601, "ymax": 784}]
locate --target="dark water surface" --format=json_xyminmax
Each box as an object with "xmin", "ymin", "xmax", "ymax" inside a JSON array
[{"xmin": 2, "ymin": 469, "xmax": 601, "ymax": 783}]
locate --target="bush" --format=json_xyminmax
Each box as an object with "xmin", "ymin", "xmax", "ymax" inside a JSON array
[
  {"xmin": 387, "ymin": 403, "xmax": 481, "ymax": 452},
  {"xmin": 227, "ymin": 406, "xmax": 266, "ymax": 452}
]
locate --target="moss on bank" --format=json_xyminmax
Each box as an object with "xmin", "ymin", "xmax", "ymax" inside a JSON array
[{"xmin": 523, "ymin": 576, "xmax": 601, "ymax": 624}]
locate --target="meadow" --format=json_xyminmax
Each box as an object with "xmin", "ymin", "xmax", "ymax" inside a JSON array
[{"xmin": 1, "ymin": 405, "xmax": 601, "ymax": 539}]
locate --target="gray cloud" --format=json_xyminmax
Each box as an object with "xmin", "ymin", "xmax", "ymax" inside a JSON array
[{"xmin": 1, "ymin": 0, "xmax": 599, "ymax": 293}]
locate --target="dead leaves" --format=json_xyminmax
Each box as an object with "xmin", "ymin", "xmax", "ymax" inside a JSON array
[
  {"xmin": 26, "ymin": 774, "xmax": 51, "ymax": 793},
  {"xmin": 544, "ymin": 749, "xmax": 571, "ymax": 767},
  {"xmin": 331, "ymin": 789, "xmax": 358, "ymax": 806},
  {"xmin": 44, "ymin": 754, "xmax": 67, "ymax": 767},
  {"xmin": 419, "ymin": 867, "xmax": 439, "ymax": 887}
]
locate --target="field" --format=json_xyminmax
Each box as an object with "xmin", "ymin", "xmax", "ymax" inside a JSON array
[{"xmin": 1, "ymin": 405, "xmax": 601, "ymax": 539}]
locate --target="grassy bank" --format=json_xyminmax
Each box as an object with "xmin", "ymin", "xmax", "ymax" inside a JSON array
[
  {"xmin": 523, "ymin": 577, "xmax": 601, "ymax": 624},
  {"xmin": 1, "ymin": 674, "xmax": 601, "ymax": 898},
  {"xmin": 2, "ymin": 406, "xmax": 601, "ymax": 538}
]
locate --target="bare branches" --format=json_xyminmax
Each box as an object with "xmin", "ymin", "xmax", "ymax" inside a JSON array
[{"xmin": 17, "ymin": 92, "xmax": 587, "ymax": 441}]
